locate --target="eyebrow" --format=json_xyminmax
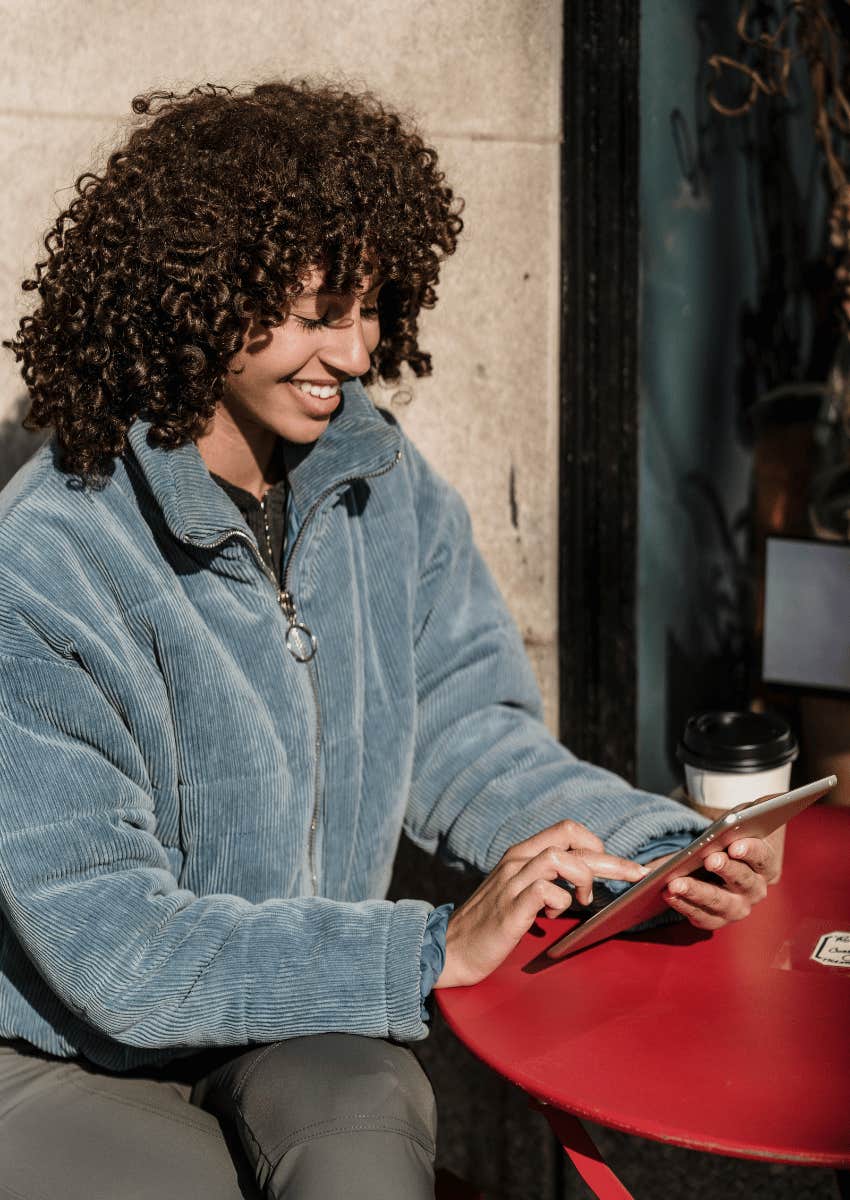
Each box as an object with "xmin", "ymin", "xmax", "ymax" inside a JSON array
[{"xmin": 296, "ymin": 278, "xmax": 385, "ymax": 300}]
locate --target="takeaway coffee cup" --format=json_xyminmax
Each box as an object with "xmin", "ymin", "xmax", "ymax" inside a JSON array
[{"xmin": 677, "ymin": 710, "xmax": 799, "ymax": 878}]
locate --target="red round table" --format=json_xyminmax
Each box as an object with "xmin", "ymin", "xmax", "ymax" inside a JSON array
[{"xmin": 437, "ymin": 805, "xmax": 850, "ymax": 1198}]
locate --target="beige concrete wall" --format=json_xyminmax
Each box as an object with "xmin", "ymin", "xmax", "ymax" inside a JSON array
[{"xmin": 0, "ymin": 0, "xmax": 563, "ymax": 727}]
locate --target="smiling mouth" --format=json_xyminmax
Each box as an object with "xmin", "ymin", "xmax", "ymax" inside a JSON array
[{"xmin": 289, "ymin": 379, "xmax": 341, "ymax": 399}]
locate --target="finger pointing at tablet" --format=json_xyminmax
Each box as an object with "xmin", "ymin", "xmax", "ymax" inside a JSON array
[{"xmin": 434, "ymin": 821, "xmax": 649, "ymax": 990}]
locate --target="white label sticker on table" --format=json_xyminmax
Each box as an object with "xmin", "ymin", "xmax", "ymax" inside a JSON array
[{"xmin": 811, "ymin": 931, "xmax": 850, "ymax": 968}]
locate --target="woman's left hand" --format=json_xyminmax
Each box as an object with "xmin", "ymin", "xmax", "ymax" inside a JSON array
[{"xmin": 649, "ymin": 837, "xmax": 780, "ymax": 930}]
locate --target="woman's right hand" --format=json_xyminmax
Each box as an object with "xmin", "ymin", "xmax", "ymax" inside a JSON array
[{"xmin": 433, "ymin": 818, "xmax": 648, "ymax": 989}]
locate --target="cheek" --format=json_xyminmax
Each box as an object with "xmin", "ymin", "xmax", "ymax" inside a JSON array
[
  {"xmin": 224, "ymin": 353, "xmax": 281, "ymax": 409},
  {"xmin": 272, "ymin": 329, "xmax": 319, "ymax": 377}
]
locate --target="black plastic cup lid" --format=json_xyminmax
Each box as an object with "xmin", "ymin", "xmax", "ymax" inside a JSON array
[{"xmin": 676, "ymin": 710, "xmax": 799, "ymax": 773}]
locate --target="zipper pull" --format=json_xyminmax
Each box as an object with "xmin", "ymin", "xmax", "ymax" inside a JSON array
[{"xmin": 278, "ymin": 590, "xmax": 318, "ymax": 662}]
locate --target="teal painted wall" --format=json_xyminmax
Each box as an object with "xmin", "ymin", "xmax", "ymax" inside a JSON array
[
  {"xmin": 637, "ymin": 1, "xmax": 827, "ymax": 794},
  {"xmin": 639, "ymin": 1, "xmax": 752, "ymax": 793}
]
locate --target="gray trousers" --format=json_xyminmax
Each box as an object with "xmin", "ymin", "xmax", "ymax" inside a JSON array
[{"xmin": 0, "ymin": 1035, "xmax": 437, "ymax": 1199}]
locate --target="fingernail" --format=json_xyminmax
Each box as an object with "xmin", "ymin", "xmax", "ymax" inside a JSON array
[
  {"xmin": 731, "ymin": 843, "xmax": 746, "ymax": 857},
  {"xmin": 638, "ymin": 865, "xmax": 650, "ymax": 876},
  {"xmin": 707, "ymin": 855, "xmax": 724, "ymax": 871},
  {"xmin": 669, "ymin": 880, "xmax": 686, "ymax": 896}
]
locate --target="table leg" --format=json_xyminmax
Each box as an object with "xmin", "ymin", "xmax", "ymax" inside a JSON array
[{"xmin": 537, "ymin": 1106, "xmax": 635, "ymax": 1200}]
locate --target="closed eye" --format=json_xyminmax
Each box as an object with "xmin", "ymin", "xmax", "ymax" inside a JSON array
[
  {"xmin": 292, "ymin": 313, "xmax": 328, "ymax": 332},
  {"xmin": 292, "ymin": 303, "xmax": 381, "ymax": 333}
]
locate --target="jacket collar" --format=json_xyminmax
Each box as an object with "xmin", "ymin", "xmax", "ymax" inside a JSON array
[{"xmin": 125, "ymin": 379, "xmax": 402, "ymax": 548}]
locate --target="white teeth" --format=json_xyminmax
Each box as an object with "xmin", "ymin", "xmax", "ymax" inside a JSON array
[{"xmin": 294, "ymin": 380, "xmax": 339, "ymax": 399}]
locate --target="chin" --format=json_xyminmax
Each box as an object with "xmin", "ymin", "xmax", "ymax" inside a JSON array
[{"xmin": 279, "ymin": 418, "xmax": 331, "ymax": 445}]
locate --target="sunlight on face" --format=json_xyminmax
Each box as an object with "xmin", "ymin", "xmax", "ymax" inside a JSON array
[{"xmin": 221, "ymin": 265, "xmax": 384, "ymax": 445}]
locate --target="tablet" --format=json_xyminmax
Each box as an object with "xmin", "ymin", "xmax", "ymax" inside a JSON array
[{"xmin": 545, "ymin": 775, "xmax": 838, "ymax": 960}]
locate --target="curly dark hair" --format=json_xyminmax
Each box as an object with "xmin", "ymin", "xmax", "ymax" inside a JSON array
[{"xmin": 4, "ymin": 80, "xmax": 463, "ymax": 477}]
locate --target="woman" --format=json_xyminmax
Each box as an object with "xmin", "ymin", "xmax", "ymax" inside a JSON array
[{"xmin": 0, "ymin": 80, "xmax": 777, "ymax": 1198}]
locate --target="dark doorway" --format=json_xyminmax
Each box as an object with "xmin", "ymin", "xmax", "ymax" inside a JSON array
[{"xmin": 560, "ymin": 1, "xmax": 641, "ymax": 780}]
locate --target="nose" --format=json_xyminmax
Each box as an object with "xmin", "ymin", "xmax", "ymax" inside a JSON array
[{"xmin": 321, "ymin": 316, "xmax": 373, "ymax": 379}]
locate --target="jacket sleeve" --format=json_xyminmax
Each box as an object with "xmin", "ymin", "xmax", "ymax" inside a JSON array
[
  {"xmin": 401, "ymin": 441, "xmax": 706, "ymax": 872},
  {"xmin": 0, "ymin": 650, "xmax": 430, "ymax": 1050}
]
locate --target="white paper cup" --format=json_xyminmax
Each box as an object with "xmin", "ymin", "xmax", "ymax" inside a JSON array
[{"xmin": 683, "ymin": 761, "xmax": 794, "ymax": 811}]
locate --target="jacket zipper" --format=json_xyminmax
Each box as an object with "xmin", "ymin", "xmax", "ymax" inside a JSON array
[
  {"xmin": 199, "ymin": 447, "xmax": 402, "ymax": 893},
  {"xmin": 288, "ymin": 450, "xmax": 402, "ymax": 892}
]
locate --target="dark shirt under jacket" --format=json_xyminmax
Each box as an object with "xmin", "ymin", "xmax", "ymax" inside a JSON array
[{"xmin": 210, "ymin": 473, "xmax": 288, "ymax": 585}]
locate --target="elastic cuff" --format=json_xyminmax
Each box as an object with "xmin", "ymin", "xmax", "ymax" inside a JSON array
[{"xmin": 419, "ymin": 903, "xmax": 454, "ymax": 1020}]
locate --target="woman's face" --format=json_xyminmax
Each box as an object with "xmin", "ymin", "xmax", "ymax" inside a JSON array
[{"xmin": 221, "ymin": 266, "xmax": 383, "ymax": 445}]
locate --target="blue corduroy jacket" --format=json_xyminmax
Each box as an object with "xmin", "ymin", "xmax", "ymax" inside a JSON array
[{"xmin": 0, "ymin": 380, "xmax": 704, "ymax": 1070}]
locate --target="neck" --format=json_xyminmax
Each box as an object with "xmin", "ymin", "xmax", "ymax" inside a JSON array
[{"xmin": 195, "ymin": 408, "xmax": 282, "ymax": 499}]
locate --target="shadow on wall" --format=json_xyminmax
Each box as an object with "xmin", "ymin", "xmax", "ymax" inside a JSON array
[{"xmin": 0, "ymin": 395, "xmax": 45, "ymax": 491}]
